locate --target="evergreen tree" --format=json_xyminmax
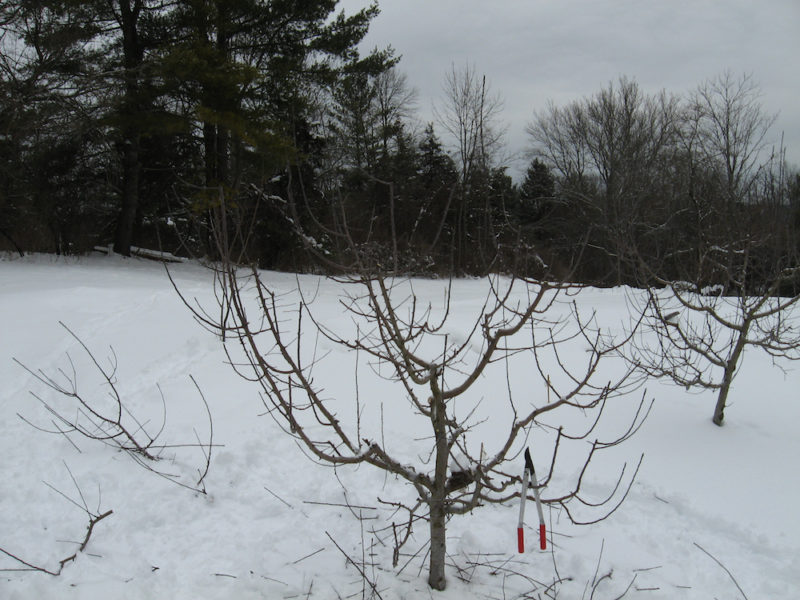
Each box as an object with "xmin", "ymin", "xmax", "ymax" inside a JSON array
[
  {"xmin": 418, "ymin": 123, "xmax": 458, "ymax": 190},
  {"xmin": 161, "ymin": 1, "xmax": 388, "ymax": 187},
  {"xmin": 518, "ymin": 158, "xmax": 555, "ymax": 223},
  {"xmin": 520, "ymin": 158, "xmax": 555, "ymax": 201},
  {"xmin": 415, "ymin": 123, "xmax": 458, "ymax": 258},
  {"xmin": 157, "ymin": 0, "xmax": 391, "ymax": 259}
]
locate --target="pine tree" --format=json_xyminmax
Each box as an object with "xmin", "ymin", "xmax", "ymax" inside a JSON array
[
  {"xmin": 418, "ymin": 123, "xmax": 457, "ymax": 190},
  {"xmin": 520, "ymin": 159, "xmax": 555, "ymax": 209},
  {"xmin": 154, "ymin": 0, "xmax": 392, "ymax": 258},
  {"xmin": 511, "ymin": 158, "xmax": 554, "ymax": 236},
  {"xmin": 412, "ymin": 124, "xmax": 458, "ymax": 261}
]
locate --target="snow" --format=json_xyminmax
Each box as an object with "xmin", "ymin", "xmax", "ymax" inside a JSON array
[{"xmin": 1, "ymin": 254, "xmax": 798, "ymax": 599}]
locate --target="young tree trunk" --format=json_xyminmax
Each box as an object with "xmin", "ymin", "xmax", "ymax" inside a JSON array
[
  {"xmin": 712, "ymin": 373, "xmax": 731, "ymax": 426},
  {"xmin": 712, "ymin": 328, "xmax": 748, "ymax": 426},
  {"xmin": 428, "ymin": 490, "xmax": 447, "ymax": 591},
  {"xmin": 428, "ymin": 387, "xmax": 449, "ymax": 591}
]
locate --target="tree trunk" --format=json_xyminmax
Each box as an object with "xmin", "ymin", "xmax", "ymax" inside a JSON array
[
  {"xmin": 428, "ymin": 388, "xmax": 449, "ymax": 590},
  {"xmin": 712, "ymin": 372, "xmax": 731, "ymax": 426},
  {"xmin": 113, "ymin": 0, "xmax": 143, "ymax": 257},
  {"xmin": 428, "ymin": 490, "xmax": 447, "ymax": 591},
  {"xmin": 204, "ymin": 121, "xmax": 219, "ymax": 187},
  {"xmin": 712, "ymin": 326, "xmax": 748, "ymax": 426},
  {"xmin": 114, "ymin": 137, "xmax": 140, "ymax": 256}
]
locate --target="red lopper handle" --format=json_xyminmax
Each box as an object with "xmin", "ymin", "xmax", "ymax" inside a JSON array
[
  {"xmin": 517, "ymin": 527, "xmax": 525, "ymax": 553},
  {"xmin": 539, "ymin": 524, "xmax": 547, "ymax": 550}
]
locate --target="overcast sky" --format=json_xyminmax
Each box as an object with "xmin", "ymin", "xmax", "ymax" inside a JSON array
[{"xmin": 339, "ymin": 0, "xmax": 800, "ymax": 180}]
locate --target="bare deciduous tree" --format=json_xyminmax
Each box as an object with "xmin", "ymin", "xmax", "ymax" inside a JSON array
[
  {"xmin": 435, "ymin": 63, "xmax": 504, "ymax": 182},
  {"xmin": 14, "ymin": 322, "xmax": 216, "ymax": 493},
  {"xmin": 374, "ymin": 67, "xmax": 418, "ymax": 157},
  {"xmin": 174, "ymin": 199, "xmax": 651, "ymax": 590},
  {"xmin": 690, "ymin": 71, "xmax": 777, "ymax": 205},
  {"xmin": 628, "ymin": 245, "xmax": 800, "ymax": 426},
  {"xmin": 435, "ymin": 63, "xmax": 507, "ymax": 272},
  {"xmin": 325, "ymin": 65, "xmax": 417, "ymax": 175}
]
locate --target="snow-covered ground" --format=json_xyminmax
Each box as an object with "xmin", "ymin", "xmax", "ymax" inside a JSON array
[{"xmin": 1, "ymin": 254, "xmax": 798, "ymax": 599}]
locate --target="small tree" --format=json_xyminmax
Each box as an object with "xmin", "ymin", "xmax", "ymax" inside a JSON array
[
  {"xmin": 174, "ymin": 197, "xmax": 651, "ymax": 591},
  {"xmin": 628, "ymin": 236, "xmax": 800, "ymax": 426}
]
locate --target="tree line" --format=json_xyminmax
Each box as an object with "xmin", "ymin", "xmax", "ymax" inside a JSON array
[
  {"xmin": 2, "ymin": 2, "xmax": 798, "ymax": 288},
  {"xmin": 528, "ymin": 73, "xmax": 800, "ymax": 291}
]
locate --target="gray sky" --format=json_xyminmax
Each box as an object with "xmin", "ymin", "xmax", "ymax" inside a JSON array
[{"xmin": 339, "ymin": 0, "xmax": 800, "ymax": 180}]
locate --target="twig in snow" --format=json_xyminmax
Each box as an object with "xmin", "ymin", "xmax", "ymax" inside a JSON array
[
  {"xmin": 0, "ymin": 470, "xmax": 112, "ymax": 576},
  {"xmin": 291, "ymin": 547, "xmax": 326, "ymax": 565},
  {"xmin": 585, "ymin": 538, "xmax": 605, "ymax": 600},
  {"xmin": 590, "ymin": 571, "xmax": 613, "ymax": 600},
  {"xmin": 304, "ymin": 500, "xmax": 377, "ymax": 511},
  {"xmin": 633, "ymin": 565, "xmax": 663, "ymax": 573},
  {"xmin": 693, "ymin": 542, "xmax": 749, "ymax": 600},
  {"xmin": 191, "ymin": 374, "xmax": 214, "ymax": 491},
  {"xmin": 264, "ymin": 485, "xmax": 294, "ymax": 509},
  {"xmin": 325, "ymin": 531, "xmax": 385, "ymax": 600},
  {"xmin": 612, "ymin": 574, "xmax": 638, "ymax": 599}
]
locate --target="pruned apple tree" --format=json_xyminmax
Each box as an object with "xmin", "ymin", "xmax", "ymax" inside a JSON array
[
  {"xmin": 173, "ymin": 191, "xmax": 651, "ymax": 592},
  {"xmin": 626, "ymin": 244, "xmax": 800, "ymax": 426}
]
